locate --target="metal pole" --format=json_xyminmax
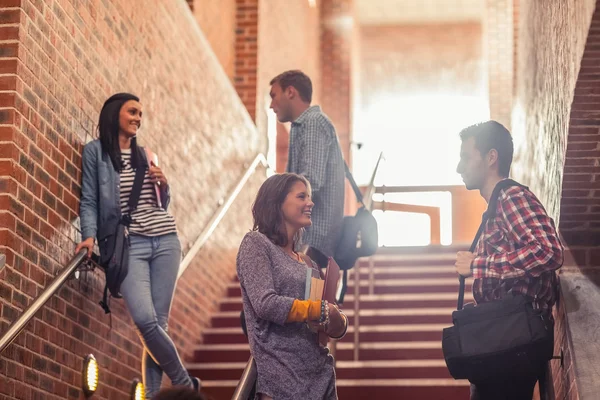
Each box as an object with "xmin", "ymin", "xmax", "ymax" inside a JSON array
[
  {"xmin": 368, "ymin": 256, "xmax": 375, "ymax": 295},
  {"xmin": 231, "ymin": 356, "xmax": 257, "ymax": 400},
  {"xmin": 0, "ymin": 250, "xmax": 87, "ymax": 354},
  {"xmin": 353, "ymin": 262, "xmax": 360, "ymax": 361}
]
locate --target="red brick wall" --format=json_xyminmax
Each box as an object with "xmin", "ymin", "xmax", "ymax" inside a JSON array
[
  {"xmin": 511, "ymin": 0, "xmax": 596, "ymax": 222},
  {"xmin": 511, "ymin": 0, "xmax": 597, "ymax": 398},
  {"xmin": 321, "ymin": 0, "xmax": 353, "ymax": 162},
  {"xmin": 191, "ymin": 0, "xmax": 237, "ymax": 81},
  {"xmin": 234, "ymin": 0, "xmax": 259, "ymax": 121},
  {"xmin": 257, "ymin": 0, "xmax": 321, "ymax": 172},
  {"xmin": 548, "ymin": 274, "xmax": 580, "ymax": 400},
  {"xmin": 0, "ymin": 1, "xmax": 263, "ymax": 399},
  {"xmin": 561, "ymin": 1, "xmax": 600, "ymax": 256}
]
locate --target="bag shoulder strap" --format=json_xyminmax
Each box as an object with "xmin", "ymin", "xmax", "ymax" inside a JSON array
[
  {"xmin": 344, "ymin": 162, "xmax": 365, "ymax": 205},
  {"xmin": 457, "ymin": 179, "xmax": 526, "ymax": 309},
  {"xmin": 300, "ymin": 253, "xmax": 316, "ymax": 270},
  {"xmin": 126, "ymin": 146, "xmax": 147, "ymax": 214}
]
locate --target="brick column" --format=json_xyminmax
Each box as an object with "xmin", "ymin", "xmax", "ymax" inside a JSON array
[
  {"xmin": 234, "ymin": 0, "xmax": 258, "ymax": 121},
  {"xmin": 320, "ymin": 0, "xmax": 354, "ymax": 162},
  {"xmin": 484, "ymin": 0, "xmax": 514, "ymax": 129}
]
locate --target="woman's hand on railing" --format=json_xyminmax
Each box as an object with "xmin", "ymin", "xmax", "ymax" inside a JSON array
[{"xmin": 75, "ymin": 237, "xmax": 94, "ymax": 258}]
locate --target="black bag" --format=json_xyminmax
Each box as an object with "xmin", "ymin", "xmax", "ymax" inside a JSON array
[
  {"xmin": 334, "ymin": 162, "xmax": 378, "ymax": 270},
  {"xmin": 334, "ymin": 162, "xmax": 378, "ymax": 303},
  {"xmin": 442, "ymin": 179, "xmax": 555, "ymax": 384},
  {"xmin": 98, "ymin": 149, "xmax": 146, "ymax": 314}
]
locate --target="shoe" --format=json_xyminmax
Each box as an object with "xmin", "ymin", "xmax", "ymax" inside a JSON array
[{"xmin": 190, "ymin": 376, "xmax": 201, "ymax": 392}]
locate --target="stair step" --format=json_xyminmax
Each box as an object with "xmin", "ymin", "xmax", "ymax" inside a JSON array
[
  {"xmin": 187, "ymin": 360, "xmax": 458, "ymax": 381},
  {"xmin": 202, "ymin": 323, "xmax": 448, "ymax": 344},
  {"xmin": 198, "ymin": 378, "xmax": 470, "ymax": 400},
  {"xmin": 219, "ymin": 293, "xmax": 474, "ymax": 312},
  {"xmin": 226, "ymin": 279, "xmax": 471, "ymax": 297},
  {"xmin": 211, "ymin": 308, "xmax": 455, "ymax": 328},
  {"xmin": 336, "ymin": 379, "xmax": 470, "ymax": 399},
  {"xmin": 350, "ymin": 265, "xmax": 461, "ymax": 279},
  {"xmin": 193, "ymin": 341, "xmax": 444, "ymax": 363},
  {"xmin": 357, "ymin": 253, "xmax": 458, "ymax": 267}
]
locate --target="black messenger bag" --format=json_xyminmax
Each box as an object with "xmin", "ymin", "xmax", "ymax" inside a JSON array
[
  {"xmin": 442, "ymin": 179, "xmax": 555, "ymax": 383},
  {"xmin": 98, "ymin": 149, "xmax": 146, "ymax": 314}
]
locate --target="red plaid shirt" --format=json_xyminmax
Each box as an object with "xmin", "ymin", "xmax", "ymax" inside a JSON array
[{"xmin": 471, "ymin": 183, "xmax": 563, "ymax": 310}]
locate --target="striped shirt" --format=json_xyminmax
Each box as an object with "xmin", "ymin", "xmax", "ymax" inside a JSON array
[
  {"xmin": 287, "ymin": 105, "xmax": 345, "ymax": 257},
  {"xmin": 119, "ymin": 149, "xmax": 177, "ymax": 237}
]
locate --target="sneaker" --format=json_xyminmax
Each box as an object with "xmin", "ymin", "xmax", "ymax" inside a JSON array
[{"xmin": 190, "ymin": 376, "xmax": 201, "ymax": 392}]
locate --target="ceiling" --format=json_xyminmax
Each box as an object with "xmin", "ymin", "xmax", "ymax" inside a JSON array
[{"xmin": 355, "ymin": 0, "xmax": 484, "ymax": 25}]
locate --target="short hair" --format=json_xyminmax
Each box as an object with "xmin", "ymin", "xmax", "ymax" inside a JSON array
[
  {"xmin": 269, "ymin": 70, "xmax": 312, "ymax": 103},
  {"xmin": 252, "ymin": 173, "xmax": 311, "ymax": 247},
  {"xmin": 153, "ymin": 387, "xmax": 206, "ymax": 400},
  {"xmin": 459, "ymin": 120, "xmax": 514, "ymax": 177}
]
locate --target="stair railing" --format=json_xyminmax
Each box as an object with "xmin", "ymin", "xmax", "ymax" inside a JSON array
[
  {"xmin": 0, "ymin": 153, "xmax": 269, "ymax": 357},
  {"xmin": 178, "ymin": 153, "xmax": 268, "ymax": 278},
  {"xmin": 350, "ymin": 152, "xmax": 383, "ymax": 362},
  {"xmin": 0, "ymin": 249, "xmax": 88, "ymax": 353}
]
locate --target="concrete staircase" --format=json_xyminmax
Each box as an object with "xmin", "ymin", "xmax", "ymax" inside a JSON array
[{"xmin": 188, "ymin": 247, "xmax": 471, "ymax": 399}]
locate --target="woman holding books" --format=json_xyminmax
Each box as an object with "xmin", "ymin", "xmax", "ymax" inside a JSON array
[{"xmin": 237, "ymin": 173, "xmax": 348, "ymax": 400}]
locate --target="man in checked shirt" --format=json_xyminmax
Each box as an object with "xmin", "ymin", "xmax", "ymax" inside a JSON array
[
  {"xmin": 269, "ymin": 70, "xmax": 345, "ymax": 269},
  {"xmin": 454, "ymin": 121, "xmax": 563, "ymax": 400}
]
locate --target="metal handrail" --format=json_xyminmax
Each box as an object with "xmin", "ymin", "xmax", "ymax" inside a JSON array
[
  {"xmin": 350, "ymin": 152, "xmax": 383, "ymax": 362},
  {"xmin": 0, "ymin": 152, "xmax": 269, "ymax": 355},
  {"xmin": 231, "ymin": 357, "xmax": 258, "ymax": 400},
  {"xmin": 178, "ymin": 153, "xmax": 268, "ymax": 278},
  {"xmin": 362, "ymin": 152, "xmax": 384, "ymax": 212},
  {"xmin": 0, "ymin": 249, "xmax": 88, "ymax": 354}
]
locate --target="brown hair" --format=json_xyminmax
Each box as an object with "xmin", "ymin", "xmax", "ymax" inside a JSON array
[
  {"xmin": 252, "ymin": 173, "xmax": 311, "ymax": 247},
  {"xmin": 269, "ymin": 70, "xmax": 313, "ymax": 103}
]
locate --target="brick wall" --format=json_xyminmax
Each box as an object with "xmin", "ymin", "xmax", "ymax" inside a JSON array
[
  {"xmin": 0, "ymin": 1, "xmax": 263, "ymax": 399},
  {"xmin": 321, "ymin": 0, "xmax": 353, "ymax": 162},
  {"xmin": 511, "ymin": 0, "xmax": 596, "ymax": 222},
  {"xmin": 484, "ymin": 0, "xmax": 514, "ymax": 129},
  {"xmin": 257, "ymin": 0, "xmax": 321, "ymax": 173},
  {"xmin": 191, "ymin": 0, "xmax": 237, "ymax": 81},
  {"xmin": 560, "ymin": 1, "xmax": 600, "ymax": 260},
  {"xmin": 547, "ymin": 274, "xmax": 580, "ymax": 400},
  {"xmin": 511, "ymin": 0, "xmax": 597, "ymax": 398},
  {"xmin": 234, "ymin": 0, "xmax": 259, "ymax": 121}
]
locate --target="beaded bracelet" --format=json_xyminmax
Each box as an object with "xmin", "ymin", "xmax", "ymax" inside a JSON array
[{"xmin": 319, "ymin": 300, "xmax": 330, "ymax": 328}]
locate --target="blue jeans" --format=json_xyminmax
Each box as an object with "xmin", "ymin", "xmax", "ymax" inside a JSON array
[{"xmin": 120, "ymin": 233, "xmax": 191, "ymax": 398}]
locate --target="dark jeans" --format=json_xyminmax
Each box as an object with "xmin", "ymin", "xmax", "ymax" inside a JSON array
[{"xmin": 470, "ymin": 363, "xmax": 547, "ymax": 400}]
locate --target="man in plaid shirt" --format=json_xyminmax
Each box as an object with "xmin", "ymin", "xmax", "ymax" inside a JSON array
[
  {"xmin": 269, "ymin": 70, "xmax": 345, "ymax": 268},
  {"xmin": 454, "ymin": 121, "xmax": 563, "ymax": 400}
]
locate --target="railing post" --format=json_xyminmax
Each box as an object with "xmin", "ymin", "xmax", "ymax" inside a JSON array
[
  {"xmin": 368, "ymin": 256, "xmax": 375, "ymax": 295},
  {"xmin": 353, "ymin": 261, "xmax": 360, "ymax": 361}
]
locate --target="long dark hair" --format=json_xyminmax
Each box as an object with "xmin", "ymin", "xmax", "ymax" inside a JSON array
[
  {"xmin": 252, "ymin": 173, "xmax": 311, "ymax": 248},
  {"xmin": 98, "ymin": 93, "xmax": 143, "ymax": 171}
]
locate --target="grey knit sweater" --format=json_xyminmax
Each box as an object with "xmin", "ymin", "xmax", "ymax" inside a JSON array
[{"xmin": 236, "ymin": 231, "xmax": 337, "ymax": 400}]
